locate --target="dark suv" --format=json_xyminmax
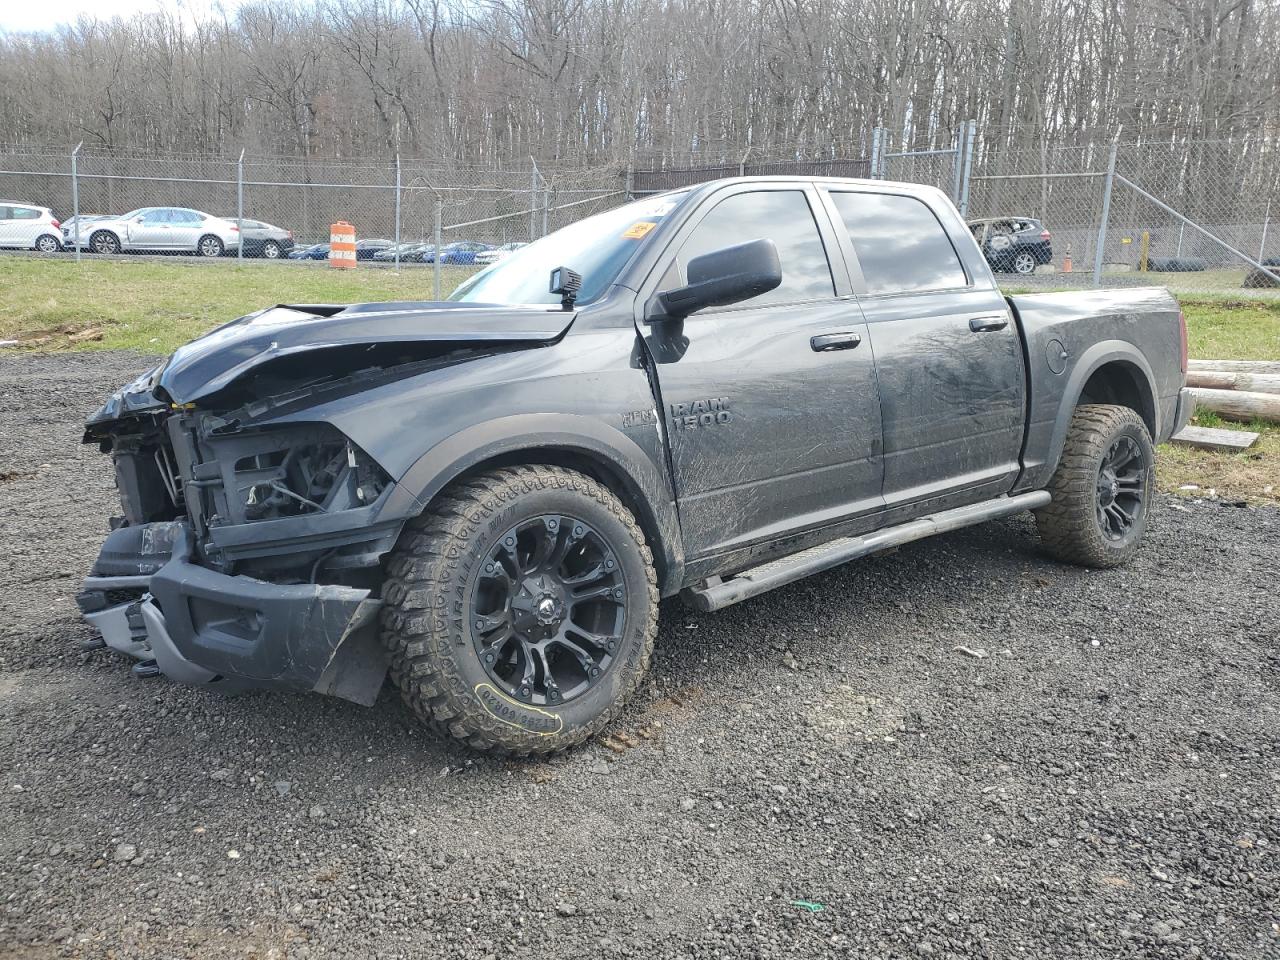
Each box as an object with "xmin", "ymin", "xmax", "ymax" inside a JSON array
[{"xmin": 968, "ymin": 217, "xmax": 1054, "ymax": 275}]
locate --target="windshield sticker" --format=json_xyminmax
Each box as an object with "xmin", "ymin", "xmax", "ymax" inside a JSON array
[{"xmin": 621, "ymin": 221, "xmax": 657, "ymax": 240}]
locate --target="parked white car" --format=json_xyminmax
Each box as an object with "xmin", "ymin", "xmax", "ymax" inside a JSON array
[
  {"xmin": 475, "ymin": 241, "xmax": 526, "ymax": 265},
  {"xmin": 68, "ymin": 206, "xmax": 241, "ymax": 257},
  {"xmin": 0, "ymin": 201, "xmax": 63, "ymax": 253}
]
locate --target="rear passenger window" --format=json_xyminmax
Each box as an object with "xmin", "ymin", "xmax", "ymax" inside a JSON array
[
  {"xmin": 830, "ymin": 192, "xmax": 968, "ymax": 295},
  {"xmin": 12, "ymin": 207, "xmax": 40, "ymax": 220},
  {"xmin": 669, "ymin": 190, "xmax": 834, "ymax": 306}
]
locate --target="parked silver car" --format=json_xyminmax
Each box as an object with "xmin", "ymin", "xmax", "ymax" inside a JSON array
[
  {"xmin": 69, "ymin": 207, "xmax": 241, "ymax": 257},
  {"xmin": 0, "ymin": 201, "xmax": 63, "ymax": 253}
]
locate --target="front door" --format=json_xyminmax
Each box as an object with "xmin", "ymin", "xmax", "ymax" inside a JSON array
[
  {"xmin": 128, "ymin": 209, "xmax": 171, "ymax": 249},
  {"xmin": 643, "ymin": 186, "xmax": 884, "ymax": 562},
  {"xmin": 824, "ymin": 188, "xmax": 1025, "ymax": 516}
]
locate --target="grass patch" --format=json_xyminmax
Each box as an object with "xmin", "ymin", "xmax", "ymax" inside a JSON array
[
  {"xmin": 0, "ymin": 255, "xmax": 476, "ymax": 352},
  {"xmin": 1158, "ymin": 414, "xmax": 1278, "ymax": 505},
  {"xmin": 1178, "ymin": 297, "xmax": 1280, "ymax": 361},
  {"xmin": 1160, "ymin": 299, "xmax": 1279, "ymax": 506}
]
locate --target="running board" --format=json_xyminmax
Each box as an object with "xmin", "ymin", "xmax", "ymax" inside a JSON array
[{"xmin": 680, "ymin": 491, "xmax": 1051, "ymax": 612}]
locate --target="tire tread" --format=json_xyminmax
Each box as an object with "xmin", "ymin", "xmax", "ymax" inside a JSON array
[
  {"xmin": 1035, "ymin": 403, "xmax": 1154, "ymax": 569},
  {"xmin": 380, "ymin": 465, "xmax": 658, "ymax": 757}
]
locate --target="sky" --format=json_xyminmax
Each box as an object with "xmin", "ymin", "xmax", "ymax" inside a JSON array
[{"xmin": 0, "ymin": 0, "xmax": 251, "ymax": 34}]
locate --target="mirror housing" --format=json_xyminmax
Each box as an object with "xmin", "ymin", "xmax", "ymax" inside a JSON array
[{"xmin": 648, "ymin": 238, "xmax": 782, "ymax": 321}]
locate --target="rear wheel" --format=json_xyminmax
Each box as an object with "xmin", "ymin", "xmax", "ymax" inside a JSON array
[
  {"xmin": 197, "ymin": 234, "xmax": 224, "ymax": 257},
  {"xmin": 380, "ymin": 465, "xmax": 658, "ymax": 756},
  {"xmin": 261, "ymin": 240, "xmax": 282, "ymax": 259},
  {"xmin": 1013, "ymin": 251, "xmax": 1037, "ymax": 274},
  {"xmin": 1035, "ymin": 404, "xmax": 1154, "ymax": 568},
  {"xmin": 34, "ymin": 233, "xmax": 60, "ymax": 253},
  {"xmin": 90, "ymin": 231, "xmax": 120, "ymax": 255}
]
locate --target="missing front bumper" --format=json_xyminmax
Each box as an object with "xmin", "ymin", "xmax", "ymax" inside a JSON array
[{"xmin": 77, "ymin": 522, "xmax": 388, "ymax": 705}]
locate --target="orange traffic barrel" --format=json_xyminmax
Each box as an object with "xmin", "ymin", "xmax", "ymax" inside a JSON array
[{"xmin": 330, "ymin": 221, "xmax": 356, "ymax": 269}]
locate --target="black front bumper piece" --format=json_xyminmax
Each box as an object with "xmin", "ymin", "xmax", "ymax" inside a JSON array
[{"xmin": 77, "ymin": 523, "xmax": 387, "ymax": 705}]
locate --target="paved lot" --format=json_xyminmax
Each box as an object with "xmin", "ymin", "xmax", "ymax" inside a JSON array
[{"xmin": 1, "ymin": 351, "xmax": 1277, "ymax": 959}]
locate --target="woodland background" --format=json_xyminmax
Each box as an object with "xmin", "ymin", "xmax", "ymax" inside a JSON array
[{"xmin": 0, "ymin": 0, "xmax": 1276, "ymax": 166}]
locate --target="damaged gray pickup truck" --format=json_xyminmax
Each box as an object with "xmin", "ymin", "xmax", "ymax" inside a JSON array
[{"xmin": 79, "ymin": 176, "xmax": 1192, "ymax": 755}]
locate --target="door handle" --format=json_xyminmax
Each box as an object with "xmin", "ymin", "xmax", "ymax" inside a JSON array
[
  {"xmin": 969, "ymin": 316, "xmax": 1009, "ymax": 332},
  {"xmin": 810, "ymin": 331, "xmax": 862, "ymax": 352}
]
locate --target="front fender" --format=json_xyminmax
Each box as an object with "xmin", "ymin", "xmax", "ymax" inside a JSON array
[{"xmin": 384, "ymin": 413, "xmax": 684, "ymax": 595}]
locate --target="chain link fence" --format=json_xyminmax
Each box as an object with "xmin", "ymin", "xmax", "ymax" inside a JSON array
[
  {"xmin": 1, "ymin": 134, "xmax": 1277, "ymax": 298},
  {"xmin": 963, "ymin": 139, "xmax": 1280, "ymax": 295},
  {"xmin": 0, "ymin": 146, "xmax": 628, "ymax": 293}
]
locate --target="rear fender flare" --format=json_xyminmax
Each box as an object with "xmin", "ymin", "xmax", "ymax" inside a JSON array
[
  {"xmin": 1045, "ymin": 340, "xmax": 1159, "ymax": 475},
  {"xmin": 385, "ymin": 413, "xmax": 684, "ymax": 595}
]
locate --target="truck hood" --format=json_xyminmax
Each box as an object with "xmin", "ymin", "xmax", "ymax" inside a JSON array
[{"xmin": 86, "ymin": 300, "xmax": 575, "ymax": 429}]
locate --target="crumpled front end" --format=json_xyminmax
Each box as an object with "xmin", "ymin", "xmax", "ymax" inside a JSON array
[
  {"xmin": 77, "ymin": 367, "xmax": 424, "ymax": 704},
  {"xmin": 77, "ymin": 520, "xmax": 389, "ymax": 705},
  {"xmin": 78, "ymin": 299, "xmax": 573, "ymax": 701}
]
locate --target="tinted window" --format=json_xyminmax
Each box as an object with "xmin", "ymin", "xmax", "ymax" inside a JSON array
[
  {"xmin": 0, "ymin": 207, "xmax": 12, "ymax": 220},
  {"xmin": 171, "ymin": 209, "xmax": 202, "ymax": 224},
  {"xmin": 831, "ymin": 192, "xmax": 967, "ymax": 294},
  {"xmin": 669, "ymin": 190, "xmax": 834, "ymax": 305},
  {"xmin": 13, "ymin": 206, "xmax": 41, "ymax": 220}
]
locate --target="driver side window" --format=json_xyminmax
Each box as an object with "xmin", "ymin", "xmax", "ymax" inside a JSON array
[{"xmin": 664, "ymin": 190, "xmax": 834, "ymax": 307}]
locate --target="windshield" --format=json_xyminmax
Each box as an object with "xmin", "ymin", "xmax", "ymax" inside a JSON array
[{"xmin": 449, "ymin": 192, "xmax": 689, "ymax": 306}]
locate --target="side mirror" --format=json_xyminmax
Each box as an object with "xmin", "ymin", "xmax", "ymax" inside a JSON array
[{"xmin": 648, "ymin": 238, "xmax": 782, "ymax": 321}]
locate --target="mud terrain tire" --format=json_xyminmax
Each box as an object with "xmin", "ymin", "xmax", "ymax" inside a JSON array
[
  {"xmin": 1035, "ymin": 404, "xmax": 1155, "ymax": 569},
  {"xmin": 380, "ymin": 465, "xmax": 658, "ymax": 756}
]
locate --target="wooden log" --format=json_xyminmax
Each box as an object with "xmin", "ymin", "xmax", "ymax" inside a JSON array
[
  {"xmin": 1187, "ymin": 387, "xmax": 1280, "ymax": 423},
  {"xmin": 1186, "ymin": 371, "xmax": 1280, "ymax": 394},
  {"xmin": 1170, "ymin": 425, "xmax": 1260, "ymax": 452},
  {"xmin": 1188, "ymin": 359, "xmax": 1280, "ymax": 375}
]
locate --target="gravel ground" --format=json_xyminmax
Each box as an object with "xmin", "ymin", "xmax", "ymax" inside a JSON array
[{"xmin": 1, "ymin": 351, "xmax": 1277, "ymax": 960}]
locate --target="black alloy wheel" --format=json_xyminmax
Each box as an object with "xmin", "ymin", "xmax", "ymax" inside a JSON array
[
  {"xmin": 471, "ymin": 514, "xmax": 626, "ymax": 706},
  {"xmin": 380, "ymin": 465, "xmax": 658, "ymax": 756},
  {"xmin": 1095, "ymin": 434, "xmax": 1147, "ymax": 541},
  {"xmin": 1035, "ymin": 404, "xmax": 1155, "ymax": 569}
]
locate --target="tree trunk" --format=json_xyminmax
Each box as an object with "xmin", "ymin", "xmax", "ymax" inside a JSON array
[
  {"xmin": 1186, "ymin": 371, "xmax": 1280, "ymax": 394},
  {"xmin": 1188, "ymin": 387, "xmax": 1280, "ymax": 423},
  {"xmin": 1188, "ymin": 359, "xmax": 1280, "ymax": 375}
]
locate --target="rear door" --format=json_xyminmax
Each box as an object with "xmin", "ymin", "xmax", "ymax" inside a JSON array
[
  {"xmin": 642, "ymin": 183, "xmax": 884, "ymax": 561},
  {"xmin": 0, "ymin": 206, "xmax": 16, "ymax": 246},
  {"xmin": 168, "ymin": 209, "xmax": 205, "ymax": 250},
  {"xmin": 822, "ymin": 187, "xmax": 1025, "ymax": 518}
]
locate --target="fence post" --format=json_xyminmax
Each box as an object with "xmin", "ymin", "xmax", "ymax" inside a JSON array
[
  {"xmin": 542, "ymin": 179, "xmax": 550, "ymax": 237},
  {"xmin": 394, "ymin": 153, "xmax": 402, "ymax": 269},
  {"xmin": 236, "ymin": 149, "xmax": 244, "ymax": 263},
  {"xmin": 1260, "ymin": 197, "xmax": 1272, "ymax": 263},
  {"xmin": 869, "ymin": 127, "xmax": 882, "ymax": 180},
  {"xmin": 1092, "ymin": 138, "xmax": 1119, "ymax": 287},
  {"xmin": 71, "ymin": 142, "xmax": 82, "ymax": 263},
  {"xmin": 625, "ymin": 161, "xmax": 634, "ymax": 201},
  {"xmin": 958, "ymin": 119, "xmax": 976, "ymax": 217},
  {"xmin": 530, "ymin": 160, "xmax": 539, "ymax": 241},
  {"xmin": 433, "ymin": 196, "xmax": 443, "ymax": 300},
  {"xmin": 951, "ymin": 123, "xmax": 966, "ymax": 205}
]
